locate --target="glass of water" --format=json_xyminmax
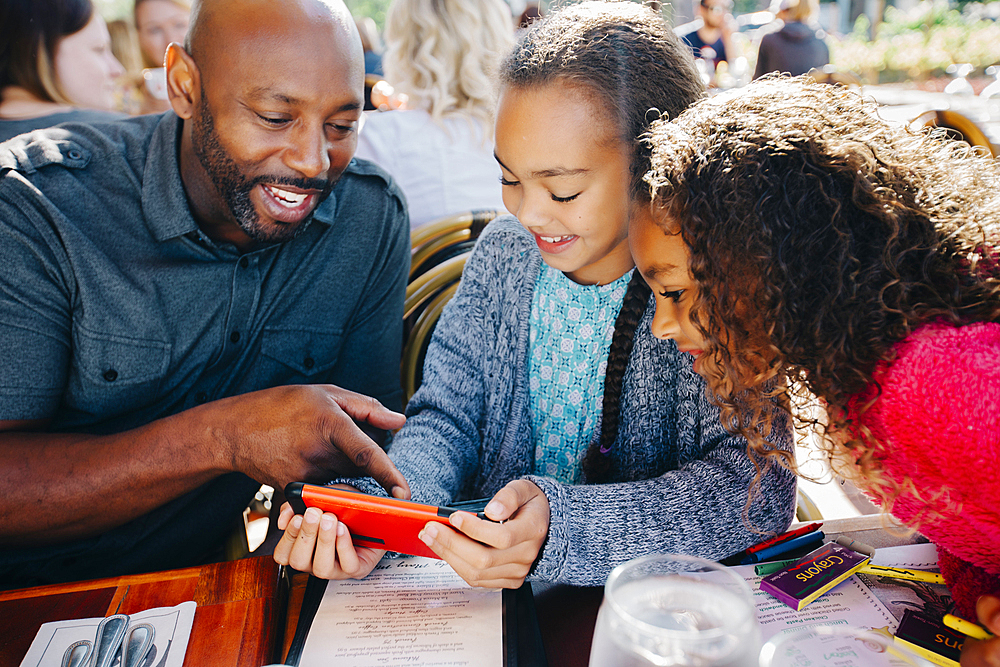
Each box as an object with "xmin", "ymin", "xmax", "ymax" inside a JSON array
[
  {"xmin": 759, "ymin": 624, "xmax": 935, "ymax": 667},
  {"xmin": 589, "ymin": 553, "xmax": 761, "ymax": 667}
]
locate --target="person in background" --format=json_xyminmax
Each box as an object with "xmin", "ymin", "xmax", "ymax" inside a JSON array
[
  {"xmin": 107, "ymin": 19, "xmax": 146, "ymax": 114},
  {"xmin": 133, "ymin": 0, "xmax": 191, "ymax": 112},
  {"xmin": 355, "ymin": 16, "xmax": 384, "ymax": 78},
  {"xmin": 752, "ymin": 0, "xmax": 829, "ymax": 79},
  {"xmin": 134, "ymin": 0, "xmax": 191, "ymax": 68},
  {"xmin": 274, "ymin": 1, "xmax": 796, "ymax": 590},
  {"xmin": 0, "ymin": 0, "xmax": 125, "ymax": 142},
  {"xmin": 353, "ymin": 0, "xmax": 512, "ymax": 229},
  {"xmin": 678, "ymin": 0, "xmax": 735, "ymax": 70},
  {"xmin": 636, "ymin": 76, "xmax": 1000, "ymax": 666}
]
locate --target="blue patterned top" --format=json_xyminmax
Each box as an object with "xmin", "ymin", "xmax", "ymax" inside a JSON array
[{"xmin": 528, "ymin": 264, "xmax": 632, "ymax": 482}]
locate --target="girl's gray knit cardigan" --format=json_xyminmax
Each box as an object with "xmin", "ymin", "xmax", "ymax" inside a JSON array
[{"xmin": 349, "ymin": 216, "xmax": 797, "ymax": 585}]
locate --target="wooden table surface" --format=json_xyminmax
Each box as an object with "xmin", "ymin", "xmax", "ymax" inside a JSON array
[{"xmin": 0, "ymin": 555, "xmax": 285, "ymax": 667}]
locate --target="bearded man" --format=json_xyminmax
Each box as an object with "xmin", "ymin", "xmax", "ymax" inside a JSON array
[{"xmin": 0, "ymin": 0, "xmax": 411, "ymax": 587}]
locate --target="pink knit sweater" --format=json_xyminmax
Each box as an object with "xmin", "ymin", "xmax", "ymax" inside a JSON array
[{"xmin": 850, "ymin": 321, "xmax": 1000, "ymax": 618}]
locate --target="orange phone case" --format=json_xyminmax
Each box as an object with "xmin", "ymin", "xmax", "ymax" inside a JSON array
[{"xmin": 284, "ymin": 482, "xmax": 477, "ymax": 559}]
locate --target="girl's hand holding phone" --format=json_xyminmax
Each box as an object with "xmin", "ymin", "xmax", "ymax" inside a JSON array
[
  {"xmin": 273, "ymin": 499, "xmax": 385, "ymax": 580},
  {"xmin": 417, "ymin": 479, "xmax": 550, "ymax": 589}
]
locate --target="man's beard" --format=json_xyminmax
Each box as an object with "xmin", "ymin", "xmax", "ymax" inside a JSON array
[{"xmin": 190, "ymin": 90, "xmax": 334, "ymax": 244}]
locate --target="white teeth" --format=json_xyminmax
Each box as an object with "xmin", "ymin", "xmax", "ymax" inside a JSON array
[
  {"xmin": 266, "ymin": 185, "xmax": 308, "ymax": 207},
  {"xmin": 540, "ymin": 235, "xmax": 571, "ymax": 243}
]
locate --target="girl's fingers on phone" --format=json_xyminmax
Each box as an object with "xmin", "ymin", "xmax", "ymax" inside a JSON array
[{"xmin": 310, "ymin": 512, "xmax": 340, "ymax": 578}]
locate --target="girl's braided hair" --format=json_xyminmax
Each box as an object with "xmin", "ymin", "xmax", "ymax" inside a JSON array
[
  {"xmin": 645, "ymin": 76, "xmax": 1000, "ymax": 504},
  {"xmin": 498, "ymin": 1, "xmax": 703, "ymax": 482}
]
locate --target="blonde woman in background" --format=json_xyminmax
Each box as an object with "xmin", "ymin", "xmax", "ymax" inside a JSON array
[
  {"xmin": 752, "ymin": 0, "xmax": 829, "ymax": 79},
  {"xmin": 107, "ymin": 19, "xmax": 146, "ymax": 114},
  {"xmin": 132, "ymin": 0, "xmax": 190, "ymax": 112},
  {"xmin": 354, "ymin": 0, "xmax": 513, "ymax": 229},
  {"xmin": 134, "ymin": 0, "xmax": 191, "ymax": 68}
]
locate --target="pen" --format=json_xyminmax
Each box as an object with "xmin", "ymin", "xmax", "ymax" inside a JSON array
[
  {"xmin": 719, "ymin": 522, "xmax": 823, "ymax": 566},
  {"xmin": 739, "ymin": 531, "xmax": 825, "ymax": 565},
  {"xmin": 858, "ymin": 565, "xmax": 945, "ymax": 584},
  {"xmin": 943, "ymin": 614, "xmax": 995, "ymax": 640},
  {"xmin": 834, "ymin": 536, "xmax": 876, "ymax": 558}
]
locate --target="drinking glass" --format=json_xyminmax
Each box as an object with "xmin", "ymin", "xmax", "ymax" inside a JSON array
[
  {"xmin": 589, "ymin": 553, "xmax": 761, "ymax": 667},
  {"xmin": 759, "ymin": 624, "xmax": 936, "ymax": 667}
]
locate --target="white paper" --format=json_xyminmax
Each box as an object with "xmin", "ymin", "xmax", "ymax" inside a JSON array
[
  {"xmin": 299, "ymin": 556, "xmax": 503, "ymax": 667},
  {"xmin": 19, "ymin": 600, "xmax": 195, "ymax": 667}
]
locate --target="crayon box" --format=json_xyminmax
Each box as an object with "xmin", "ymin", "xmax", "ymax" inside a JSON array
[{"xmin": 759, "ymin": 542, "xmax": 871, "ymax": 611}]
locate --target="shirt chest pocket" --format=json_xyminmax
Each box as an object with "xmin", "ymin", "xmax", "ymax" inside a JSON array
[
  {"xmin": 68, "ymin": 327, "xmax": 171, "ymax": 416},
  {"xmin": 258, "ymin": 328, "xmax": 345, "ymax": 383}
]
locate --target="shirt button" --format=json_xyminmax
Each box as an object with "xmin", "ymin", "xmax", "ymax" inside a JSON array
[
  {"xmin": 195, "ymin": 391, "xmax": 208, "ymax": 403},
  {"xmin": 304, "ymin": 356, "xmax": 315, "ymax": 369},
  {"xmin": 230, "ymin": 331, "xmax": 241, "ymax": 343},
  {"xmin": 239, "ymin": 257, "xmax": 249, "ymax": 269},
  {"xmin": 103, "ymin": 369, "xmax": 118, "ymax": 382}
]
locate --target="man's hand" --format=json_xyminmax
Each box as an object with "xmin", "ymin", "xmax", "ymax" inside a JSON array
[
  {"xmin": 416, "ymin": 479, "xmax": 550, "ymax": 589},
  {"xmin": 272, "ymin": 502, "xmax": 385, "ymax": 579},
  {"xmin": 962, "ymin": 595, "xmax": 1000, "ymax": 666},
  {"xmin": 209, "ymin": 385, "xmax": 409, "ymax": 498}
]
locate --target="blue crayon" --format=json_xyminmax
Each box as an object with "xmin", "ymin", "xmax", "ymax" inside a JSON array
[{"xmin": 739, "ymin": 531, "xmax": 825, "ymax": 565}]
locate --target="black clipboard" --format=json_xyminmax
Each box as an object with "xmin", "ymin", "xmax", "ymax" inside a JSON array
[{"xmin": 284, "ymin": 573, "xmax": 548, "ymax": 667}]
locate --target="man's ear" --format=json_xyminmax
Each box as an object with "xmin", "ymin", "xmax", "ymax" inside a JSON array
[{"xmin": 165, "ymin": 43, "xmax": 199, "ymax": 119}]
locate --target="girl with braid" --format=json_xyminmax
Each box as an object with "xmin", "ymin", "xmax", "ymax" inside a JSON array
[
  {"xmin": 273, "ymin": 1, "xmax": 797, "ymax": 589},
  {"xmin": 633, "ymin": 77, "xmax": 1000, "ymax": 663}
]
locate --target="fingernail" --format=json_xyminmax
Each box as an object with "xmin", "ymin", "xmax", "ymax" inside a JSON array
[
  {"xmin": 291, "ymin": 515, "xmax": 303, "ymax": 530},
  {"xmin": 418, "ymin": 529, "xmax": 432, "ymax": 545},
  {"xmin": 337, "ymin": 522, "xmax": 347, "ymax": 536},
  {"xmin": 304, "ymin": 507, "xmax": 321, "ymax": 523},
  {"xmin": 485, "ymin": 501, "xmax": 504, "ymax": 517},
  {"xmin": 391, "ymin": 486, "xmax": 407, "ymax": 499},
  {"xmin": 450, "ymin": 512, "xmax": 464, "ymax": 529},
  {"xmin": 320, "ymin": 514, "xmax": 335, "ymax": 530}
]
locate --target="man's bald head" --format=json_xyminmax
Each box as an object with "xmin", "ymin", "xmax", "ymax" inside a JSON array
[
  {"xmin": 185, "ymin": 0, "xmax": 361, "ymax": 72},
  {"xmin": 168, "ymin": 0, "xmax": 366, "ymax": 249}
]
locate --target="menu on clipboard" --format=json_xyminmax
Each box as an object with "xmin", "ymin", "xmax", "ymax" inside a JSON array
[{"xmin": 285, "ymin": 555, "xmax": 545, "ymax": 667}]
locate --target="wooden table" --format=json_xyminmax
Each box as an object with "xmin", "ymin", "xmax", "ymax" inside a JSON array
[{"xmin": 0, "ymin": 555, "xmax": 286, "ymax": 667}]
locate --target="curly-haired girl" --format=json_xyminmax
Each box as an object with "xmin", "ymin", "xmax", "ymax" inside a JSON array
[
  {"xmin": 274, "ymin": 2, "xmax": 797, "ymax": 590},
  {"xmin": 633, "ymin": 75, "xmax": 1000, "ymax": 660}
]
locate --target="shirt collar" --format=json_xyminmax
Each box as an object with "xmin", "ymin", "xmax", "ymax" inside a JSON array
[
  {"xmin": 142, "ymin": 112, "xmax": 199, "ymax": 242},
  {"xmin": 140, "ymin": 112, "xmax": 338, "ymax": 244}
]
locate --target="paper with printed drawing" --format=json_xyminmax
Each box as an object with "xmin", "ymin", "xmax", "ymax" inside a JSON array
[
  {"xmin": 298, "ymin": 556, "xmax": 503, "ymax": 667},
  {"xmin": 19, "ymin": 600, "xmax": 194, "ymax": 667},
  {"xmin": 736, "ymin": 542, "xmax": 947, "ymax": 665}
]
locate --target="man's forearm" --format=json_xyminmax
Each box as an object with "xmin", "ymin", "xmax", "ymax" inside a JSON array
[{"xmin": 0, "ymin": 407, "xmax": 227, "ymax": 546}]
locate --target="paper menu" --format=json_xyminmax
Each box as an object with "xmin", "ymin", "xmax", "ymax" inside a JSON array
[
  {"xmin": 298, "ymin": 556, "xmax": 503, "ymax": 667},
  {"xmin": 18, "ymin": 601, "xmax": 194, "ymax": 667}
]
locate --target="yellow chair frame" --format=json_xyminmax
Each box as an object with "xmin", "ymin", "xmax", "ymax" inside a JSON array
[
  {"xmin": 405, "ymin": 253, "xmax": 469, "ymax": 321},
  {"xmin": 402, "ymin": 282, "xmax": 460, "ymax": 402},
  {"xmin": 909, "ymin": 109, "xmax": 998, "ymax": 158}
]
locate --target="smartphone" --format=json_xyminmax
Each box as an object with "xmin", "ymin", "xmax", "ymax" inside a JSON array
[{"xmin": 284, "ymin": 482, "xmax": 490, "ymax": 559}]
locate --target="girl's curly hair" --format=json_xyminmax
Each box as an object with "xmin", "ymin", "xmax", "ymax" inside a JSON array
[{"xmin": 645, "ymin": 76, "xmax": 1000, "ymax": 506}]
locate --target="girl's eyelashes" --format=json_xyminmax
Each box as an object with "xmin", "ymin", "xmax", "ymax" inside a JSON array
[
  {"xmin": 496, "ymin": 174, "xmax": 578, "ymax": 202},
  {"xmin": 660, "ymin": 289, "xmax": 684, "ymax": 302}
]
